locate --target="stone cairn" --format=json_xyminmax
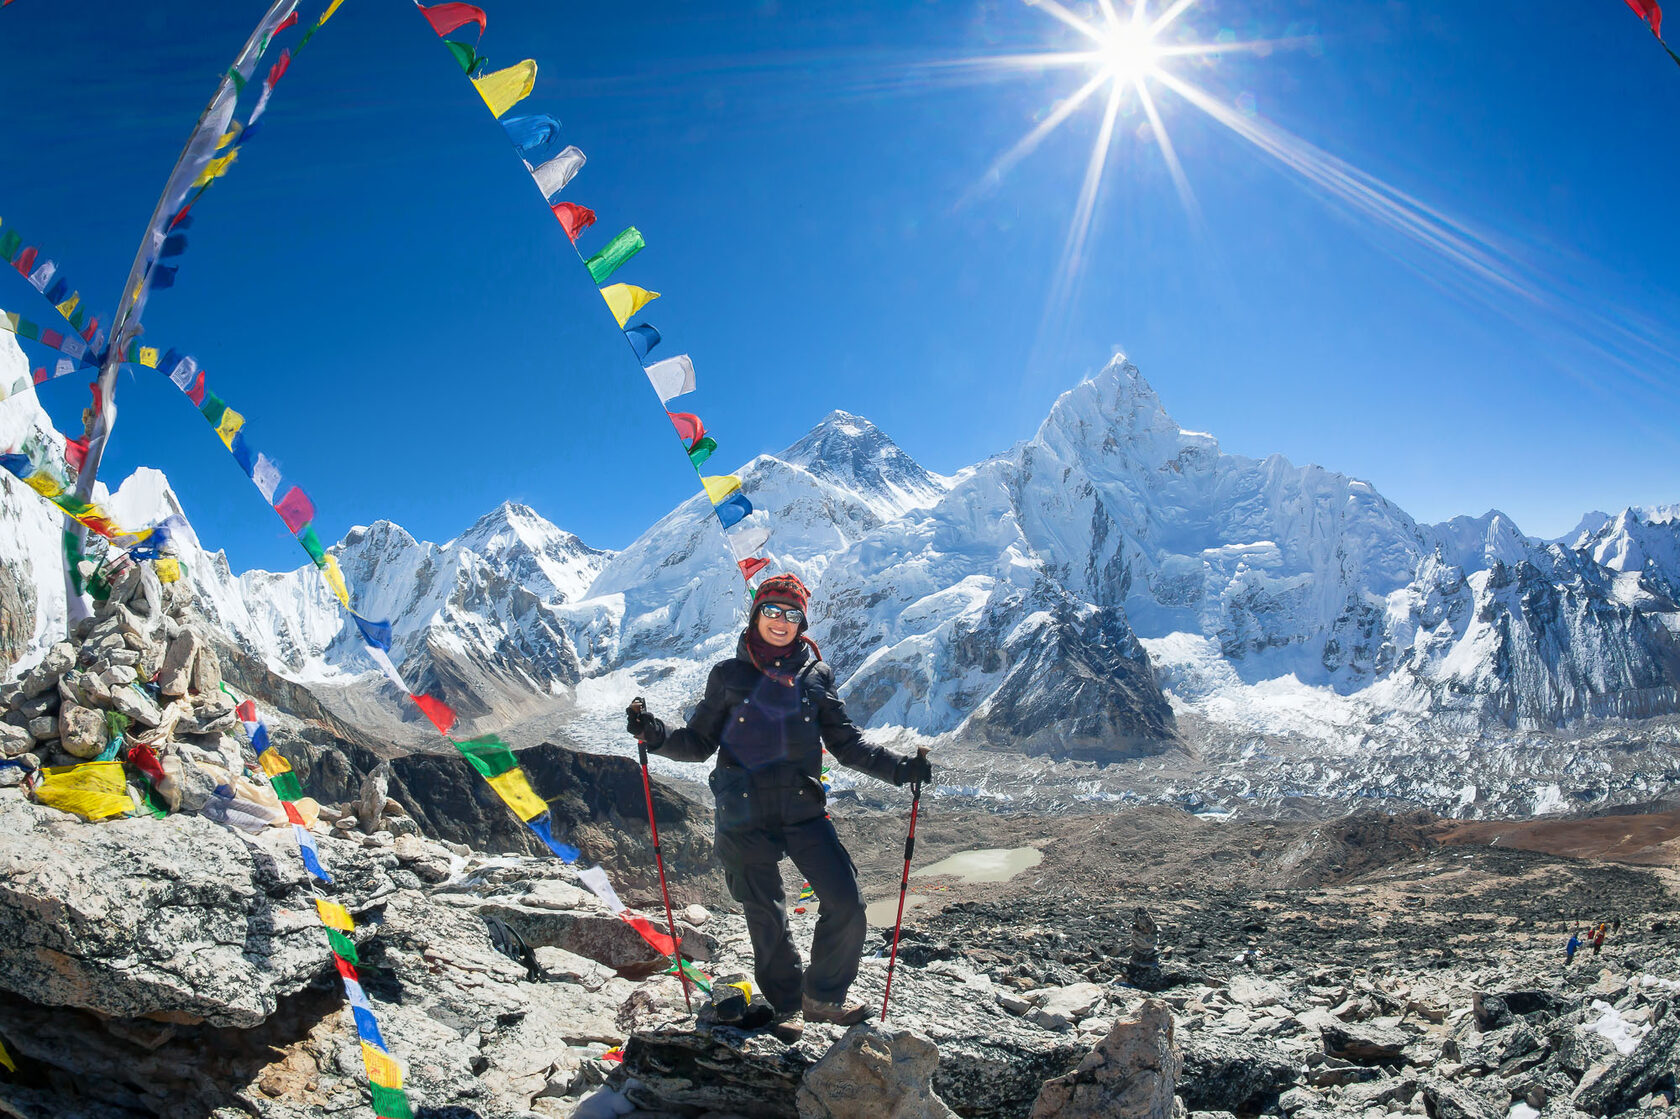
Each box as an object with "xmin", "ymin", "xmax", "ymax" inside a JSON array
[{"xmin": 0, "ymin": 556, "xmax": 250, "ymax": 815}]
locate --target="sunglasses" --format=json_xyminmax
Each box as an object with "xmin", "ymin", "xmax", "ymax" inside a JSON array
[{"xmin": 758, "ymin": 604, "xmax": 805, "ymax": 624}]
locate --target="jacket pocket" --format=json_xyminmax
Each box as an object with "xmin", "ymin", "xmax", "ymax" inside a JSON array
[
  {"xmin": 781, "ymin": 772, "xmax": 828, "ymax": 826},
  {"xmin": 709, "ymin": 767, "xmax": 754, "ymax": 832}
]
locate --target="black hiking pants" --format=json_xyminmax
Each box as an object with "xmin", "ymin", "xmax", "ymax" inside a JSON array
[{"xmin": 714, "ymin": 814, "xmax": 866, "ymax": 1014}]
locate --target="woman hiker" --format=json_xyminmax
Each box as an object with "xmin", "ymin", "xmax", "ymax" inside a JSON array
[{"xmin": 624, "ymin": 573, "xmax": 934, "ymax": 1033}]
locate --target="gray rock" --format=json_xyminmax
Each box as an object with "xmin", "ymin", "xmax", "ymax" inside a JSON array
[
  {"xmin": 111, "ymin": 685, "xmax": 163, "ymax": 729},
  {"xmin": 190, "ymin": 641, "xmax": 222, "ymax": 696},
  {"xmin": 1418, "ymin": 1077, "xmax": 1499, "ymax": 1119},
  {"xmin": 18, "ymin": 689, "xmax": 60, "ymax": 719},
  {"xmin": 27, "ymin": 714, "xmax": 58, "ymax": 741},
  {"xmin": 0, "ymin": 721, "xmax": 33, "ymax": 758},
  {"xmin": 20, "ymin": 642, "xmax": 76, "ymax": 698},
  {"xmin": 1032, "ymin": 982, "xmax": 1105, "ymax": 1031},
  {"xmin": 1571, "ymin": 1001, "xmax": 1680, "ymax": 1116},
  {"xmin": 156, "ymin": 629, "xmax": 201, "ymax": 697},
  {"xmin": 1321, "ymin": 1019, "xmax": 1411, "ymax": 1065},
  {"xmin": 799, "ymin": 1025, "xmax": 957, "ymax": 1119},
  {"xmin": 359, "ymin": 760, "xmax": 391, "ymax": 835},
  {"xmin": 58, "ymin": 703, "xmax": 107, "ymax": 760},
  {"xmin": 620, "ymin": 1021, "xmax": 812, "ymax": 1117},
  {"xmin": 1178, "ymin": 1033, "xmax": 1299, "ymax": 1114},
  {"xmin": 60, "ymin": 668, "xmax": 111, "ymax": 710},
  {"xmin": 1028, "ymin": 999, "xmax": 1177, "ymax": 1119},
  {"xmin": 98, "ymin": 664, "xmax": 138, "ymax": 689}
]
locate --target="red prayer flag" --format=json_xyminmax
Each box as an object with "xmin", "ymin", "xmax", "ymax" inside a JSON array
[
  {"xmin": 40, "ymin": 328, "xmax": 63, "ymax": 348},
  {"xmin": 421, "ymin": 2, "xmax": 488, "ymax": 37},
  {"xmin": 283, "ymin": 800, "xmax": 306, "ymax": 826},
  {"xmin": 127, "ymin": 742, "xmax": 167, "ymax": 784},
  {"xmin": 334, "ymin": 955, "xmax": 359, "ymax": 981},
  {"xmin": 236, "ymin": 700, "xmax": 258, "ymax": 722},
  {"xmin": 552, "ymin": 203, "xmax": 596, "ymax": 242},
  {"xmin": 275, "ymin": 10, "xmax": 299, "ymax": 32},
  {"xmin": 668, "ymin": 411, "xmax": 705, "ymax": 445},
  {"xmin": 185, "ymin": 370, "xmax": 207, "ymax": 406},
  {"xmin": 621, "ymin": 912, "xmax": 678, "ymax": 956},
  {"xmin": 65, "ymin": 437, "xmax": 89, "ymax": 472},
  {"xmin": 1627, "ymin": 0, "xmax": 1664, "ymax": 34},
  {"xmin": 14, "ymin": 246, "xmax": 36, "ymax": 275},
  {"xmin": 90, "ymin": 383, "xmax": 103, "ymax": 414},
  {"xmin": 80, "ymin": 315, "xmax": 99, "ymax": 342},
  {"xmin": 267, "ymin": 48, "xmax": 292, "ymax": 89},
  {"xmin": 411, "ymin": 693, "xmax": 457, "ymax": 735},
  {"xmin": 738, "ymin": 557, "xmax": 771, "ymax": 581},
  {"xmin": 275, "ymin": 486, "xmax": 315, "ymax": 532},
  {"xmin": 30, "ymin": 367, "xmax": 45, "ymax": 385}
]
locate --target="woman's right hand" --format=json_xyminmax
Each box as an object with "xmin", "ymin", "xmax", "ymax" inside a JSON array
[{"xmin": 625, "ymin": 697, "xmax": 647, "ymax": 737}]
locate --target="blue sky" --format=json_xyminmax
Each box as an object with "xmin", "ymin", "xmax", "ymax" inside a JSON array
[{"xmin": 2, "ymin": 0, "xmax": 1678, "ymax": 573}]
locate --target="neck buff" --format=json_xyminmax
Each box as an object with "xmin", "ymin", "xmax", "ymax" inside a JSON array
[{"xmin": 744, "ymin": 628, "xmax": 820, "ymax": 684}]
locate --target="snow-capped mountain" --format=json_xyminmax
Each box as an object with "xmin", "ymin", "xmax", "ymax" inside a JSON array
[{"xmin": 8, "ymin": 327, "xmax": 1680, "ymax": 810}]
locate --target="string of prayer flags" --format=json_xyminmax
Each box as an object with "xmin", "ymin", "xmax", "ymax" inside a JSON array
[
  {"xmin": 0, "ymin": 221, "xmax": 102, "ymax": 345},
  {"xmin": 529, "ymin": 146, "xmax": 586, "ymax": 199},
  {"xmin": 643, "ymin": 355, "xmax": 695, "ymax": 403},
  {"xmin": 504, "ymin": 113, "xmax": 561, "ymax": 153},
  {"xmin": 664, "ymin": 958, "xmax": 713, "ymax": 992},
  {"xmin": 601, "ymin": 283, "xmax": 659, "ymax": 328},
  {"xmin": 584, "ymin": 227, "xmax": 645, "ymax": 284},
  {"xmin": 472, "ymin": 59, "xmax": 537, "ymax": 117},
  {"xmin": 552, "ymin": 203, "xmax": 595, "ymax": 242},
  {"xmin": 0, "ymin": 447, "xmax": 153, "ymax": 548},
  {"xmin": 421, "ymin": 1, "xmax": 488, "ymax": 36},
  {"xmin": 322, "ymin": 909, "xmax": 414, "ymax": 1119},
  {"xmin": 625, "ymin": 323, "xmax": 661, "ymax": 361},
  {"xmin": 702, "ymin": 475, "xmax": 742, "ymax": 505},
  {"xmin": 576, "ymin": 865, "xmax": 684, "ymax": 958},
  {"xmin": 729, "ymin": 525, "xmax": 772, "ymax": 581}
]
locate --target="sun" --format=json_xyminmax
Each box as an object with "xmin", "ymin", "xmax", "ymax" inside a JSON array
[{"xmin": 1096, "ymin": 21, "xmax": 1163, "ymax": 84}]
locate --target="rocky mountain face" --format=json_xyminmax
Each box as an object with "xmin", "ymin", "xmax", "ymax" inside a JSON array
[{"xmin": 8, "ymin": 330, "xmax": 1680, "ymax": 798}]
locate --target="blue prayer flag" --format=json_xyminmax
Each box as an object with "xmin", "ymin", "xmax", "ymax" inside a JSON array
[
  {"xmin": 353, "ymin": 613, "xmax": 393, "ymax": 651},
  {"xmin": 252, "ymin": 723, "xmax": 269, "ymax": 752},
  {"xmin": 230, "ymin": 432, "xmax": 256, "ymax": 476},
  {"xmin": 161, "ymin": 233, "xmax": 188, "ymax": 257},
  {"xmin": 151, "ymin": 265, "xmax": 178, "ymax": 290},
  {"xmin": 352, "ymin": 1006, "xmax": 388, "ymax": 1050},
  {"xmin": 44, "ymin": 277, "xmax": 69, "ymax": 304},
  {"xmin": 715, "ymin": 493, "xmax": 753, "ymax": 530},
  {"xmin": 626, "ymin": 323, "xmax": 661, "ymax": 362},
  {"xmin": 526, "ymin": 816, "xmax": 580, "ymax": 863},
  {"xmin": 503, "ymin": 113, "xmax": 561, "ymax": 154},
  {"xmin": 0, "ymin": 453, "xmax": 34, "ymax": 479}
]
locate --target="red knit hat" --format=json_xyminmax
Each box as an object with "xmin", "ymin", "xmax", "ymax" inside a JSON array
[{"xmin": 751, "ymin": 573, "xmax": 810, "ymax": 625}]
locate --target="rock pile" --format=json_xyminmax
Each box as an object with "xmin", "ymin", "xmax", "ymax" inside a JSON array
[{"xmin": 0, "ymin": 555, "xmax": 251, "ymax": 814}]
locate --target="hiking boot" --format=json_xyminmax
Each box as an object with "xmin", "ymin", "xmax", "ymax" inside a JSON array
[
  {"xmin": 802, "ymin": 995, "xmax": 869, "ymax": 1026},
  {"xmin": 769, "ymin": 1011, "xmax": 804, "ymax": 1044}
]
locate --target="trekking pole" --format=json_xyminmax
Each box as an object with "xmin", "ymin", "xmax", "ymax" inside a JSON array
[
  {"xmin": 881, "ymin": 745, "xmax": 930, "ymax": 1022},
  {"xmin": 630, "ymin": 697, "xmax": 692, "ymax": 1013}
]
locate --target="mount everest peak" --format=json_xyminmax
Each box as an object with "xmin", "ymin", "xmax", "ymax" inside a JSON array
[{"xmin": 7, "ymin": 336, "xmax": 1680, "ymax": 813}]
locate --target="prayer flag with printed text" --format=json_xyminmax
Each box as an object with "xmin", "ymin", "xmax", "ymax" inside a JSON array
[{"xmin": 486, "ymin": 767, "xmax": 547, "ymax": 820}]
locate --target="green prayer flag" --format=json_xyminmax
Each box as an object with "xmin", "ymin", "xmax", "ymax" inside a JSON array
[
  {"xmin": 271, "ymin": 770, "xmax": 304, "ymax": 802},
  {"xmin": 62, "ymin": 530, "xmax": 85, "ymax": 596},
  {"xmin": 585, "ymin": 227, "xmax": 645, "ymax": 284},
  {"xmin": 687, "ymin": 436, "xmax": 717, "ymax": 468},
  {"xmin": 226, "ymin": 68, "xmax": 248, "ymax": 94},
  {"xmin": 327, "ymin": 927, "xmax": 360, "ymax": 965},
  {"xmin": 69, "ymin": 307, "xmax": 85, "ymax": 331},
  {"xmin": 298, "ymin": 526, "xmax": 326, "ymax": 564},
  {"xmin": 0, "ymin": 230, "xmax": 19, "ymax": 262},
  {"xmin": 445, "ymin": 40, "xmax": 481, "ymax": 75},
  {"xmin": 15, "ymin": 319, "xmax": 36, "ymax": 341},
  {"xmin": 454, "ymin": 735, "xmax": 519, "ymax": 779},
  {"xmin": 369, "ymin": 1083, "xmax": 414, "ymax": 1119},
  {"xmin": 200, "ymin": 391, "xmax": 228, "ymax": 426}
]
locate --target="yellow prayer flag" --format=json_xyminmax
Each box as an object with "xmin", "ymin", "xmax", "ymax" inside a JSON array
[
  {"xmin": 193, "ymin": 151, "xmax": 238, "ymax": 189},
  {"xmin": 472, "ymin": 59, "xmax": 537, "ymax": 119},
  {"xmin": 361, "ymin": 1042, "xmax": 403, "ymax": 1090},
  {"xmin": 24, "ymin": 473, "xmax": 63, "ymax": 499},
  {"xmin": 321, "ymin": 554, "xmax": 351, "ymax": 608},
  {"xmin": 600, "ymin": 284, "xmax": 660, "ymax": 328},
  {"xmin": 55, "ymin": 291, "xmax": 80, "ymax": 318},
  {"xmin": 702, "ymin": 475, "xmax": 742, "ymax": 504},
  {"xmin": 486, "ymin": 768, "xmax": 548, "ymax": 821},
  {"xmin": 139, "ymin": 347, "xmax": 160, "ymax": 369},
  {"xmin": 32, "ymin": 761, "xmax": 131, "ymax": 821},
  {"xmin": 321, "ymin": 0, "xmax": 347, "ymax": 24},
  {"xmin": 257, "ymin": 747, "xmax": 293, "ymax": 778},
  {"xmin": 154, "ymin": 557, "xmax": 181, "ymax": 583},
  {"xmin": 315, "ymin": 898, "xmax": 355, "ymax": 932},
  {"xmin": 216, "ymin": 407, "xmax": 245, "ymax": 449},
  {"xmin": 0, "ymin": 1037, "xmax": 14, "ymax": 1072},
  {"xmin": 216, "ymin": 123, "xmax": 242, "ymax": 151}
]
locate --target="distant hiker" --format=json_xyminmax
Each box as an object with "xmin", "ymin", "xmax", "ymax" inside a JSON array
[
  {"xmin": 1613, "ymin": 917, "xmax": 1622, "ymax": 934},
  {"xmin": 1566, "ymin": 933, "xmax": 1579, "ymax": 965},
  {"xmin": 1592, "ymin": 925, "xmax": 1606, "ymax": 956},
  {"xmin": 626, "ymin": 573, "xmax": 933, "ymax": 1034}
]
